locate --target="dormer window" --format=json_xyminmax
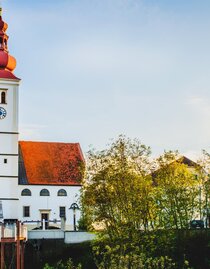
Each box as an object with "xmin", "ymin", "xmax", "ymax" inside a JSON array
[{"xmin": 1, "ymin": 92, "xmax": 6, "ymax": 104}]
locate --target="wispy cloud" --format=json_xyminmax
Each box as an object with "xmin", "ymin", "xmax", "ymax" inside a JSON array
[
  {"xmin": 186, "ymin": 96, "xmax": 210, "ymax": 116},
  {"xmin": 19, "ymin": 124, "xmax": 48, "ymax": 141}
]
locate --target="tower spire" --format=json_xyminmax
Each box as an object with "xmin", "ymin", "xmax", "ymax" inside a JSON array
[{"xmin": 0, "ymin": 8, "xmax": 19, "ymax": 80}]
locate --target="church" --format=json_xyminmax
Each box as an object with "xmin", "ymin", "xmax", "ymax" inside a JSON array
[{"xmin": 0, "ymin": 9, "xmax": 84, "ymax": 230}]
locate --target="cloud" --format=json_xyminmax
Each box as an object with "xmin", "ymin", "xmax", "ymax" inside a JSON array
[
  {"xmin": 186, "ymin": 96, "xmax": 210, "ymax": 116},
  {"xmin": 19, "ymin": 124, "xmax": 48, "ymax": 141}
]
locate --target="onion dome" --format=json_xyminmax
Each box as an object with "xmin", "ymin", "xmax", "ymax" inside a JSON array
[{"xmin": 0, "ymin": 8, "xmax": 19, "ymax": 80}]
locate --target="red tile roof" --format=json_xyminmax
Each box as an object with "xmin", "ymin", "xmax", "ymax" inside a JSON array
[{"xmin": 19, "ymin": 141, "xmax": 85, "ymax": 186}]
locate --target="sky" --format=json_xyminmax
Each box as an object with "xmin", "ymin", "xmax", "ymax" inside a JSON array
[{"xmin": 2, "ymin": 0, "xmax": 210, "ymax": 158}]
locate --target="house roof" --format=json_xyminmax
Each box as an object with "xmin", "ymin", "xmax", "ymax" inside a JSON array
[
  {"xmin": 19, "ymin": 141, "xmax": 85, "ymax": 186},
  {"xmin": 151, "ymin": 155, "xmax": 199, "ymax": 184}
]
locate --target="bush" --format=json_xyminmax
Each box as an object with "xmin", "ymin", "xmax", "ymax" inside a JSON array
[
  {"xmin": 43, "ymin": 258, "xmax": 82, "ymax": 269},
  {"xmin": 92, "ymin": 239, "xmax": 192, "ymax": 269}
]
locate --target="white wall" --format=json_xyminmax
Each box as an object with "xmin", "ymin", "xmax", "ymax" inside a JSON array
[
  {"xmin": 18, "ymin": 185, "xmax": 81, "ymax": 231},
  {"xmin": 28, "ymin": 230, "xmax": 64, "ymax": 240},
  {"xmin": 1, "ymin": 200, "xmax": 19, "ymax": 219},
  {"xmin": 0, "ymin": 80, "xmax": 19, "ymax": 132},
  {"xmin": 0, "ymin": 79, "xmax": 20, "ymax": 219},
  {"xmin": 64, "ymin": 232, "xmax": 96, "ymax": 244},
  {"xmin": 0, "ymin": 135, "xmax": 18, "ymax": 154},
  {"xmin": 0, "ymin": 156, "xmax": 18, "ymax": 176},
  {"xmin": 27, "ymin": 230, "xmax": 96, "ymax": 243}
]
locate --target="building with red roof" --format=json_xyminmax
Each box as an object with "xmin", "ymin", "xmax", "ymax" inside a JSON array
[
  {"xmin": 0, "ymin": 9, "xmax": 85, "ymax": 230},
  {"xmin": 18, "ymin": 141, "xmax": 85, "ymax": 230}
]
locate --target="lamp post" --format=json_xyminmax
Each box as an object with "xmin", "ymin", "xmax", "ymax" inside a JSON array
[{"xmin": 69, "ymin": 203, "xmax": 80, "ymax": 231}]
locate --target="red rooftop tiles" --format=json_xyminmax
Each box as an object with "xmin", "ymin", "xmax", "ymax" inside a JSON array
[{"xmin": 19, "ymin": 141, "xmax": 85, "ymax": 185}]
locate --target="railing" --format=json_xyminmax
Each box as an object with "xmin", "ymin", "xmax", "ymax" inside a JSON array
[{"xmin": 23, "ymin": 219, "xmax": 64, "ymax": 230}]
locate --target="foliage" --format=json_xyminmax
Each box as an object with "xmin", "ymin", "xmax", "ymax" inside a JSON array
[
  {"xmin": 43, "ymin": 258, "xmax": 82, "ymax": 269},
  {"xmin": 82, "ymin": 137, "xmax": 202, "ymax": 234},
  {"xmin": 82, "ymin": 135, "xmax": 156, "ymax": 237},
  {"xmin": 92, "ymin": 239, "xmax": 192, "ymax": 269},
  {"xmin": 77, "ymin": 213, "xmax": 90, "ymax": 231},
  {"xmin": 154, "ymin": 152, "xmax": 201, "ymax": 229},
  {"xmin": 80, "ymin": 136, "xmax": 207, "ymax": 269}
]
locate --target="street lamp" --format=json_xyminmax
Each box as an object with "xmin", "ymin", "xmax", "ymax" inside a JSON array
[{"xmin": 69, "ymin": 203, "xmax": 80, "ymax": 231}]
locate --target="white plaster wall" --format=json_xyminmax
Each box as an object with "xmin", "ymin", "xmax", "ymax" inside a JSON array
[
  {"xmin": 0, "ymin": 135, "xmax": 18, "ymax": 153},
  {"xmin": 0, "ymin": 80, "xmax": 19, "ymax": 132},
  {"xmin": 0, "ymin": 79, "xmax": 20, "ymax": 219},
  {"xmin": 0, "ymin": 178, "xmax": 18, "ymax": 198},
  {"xmin": 64, "ymin": 232, "xmax": 96, "ymax": 244},
  {"xmin": 27, "ymin": 231, "xmax": 96, "ymax": 242},
  {"xmin": 18, "ymin": 185, "xmax": 81, "ymax": 230},
  {"xmin": 1, "ymin": 200, "xmax": 19, "ymax": 219},
  {"xmin": 0, "ymin": 156, "xmax": 18, "ymax": 176},
  {"xmin": 28, "ymin": 230, "xmax": 64, "ymax": 239}
]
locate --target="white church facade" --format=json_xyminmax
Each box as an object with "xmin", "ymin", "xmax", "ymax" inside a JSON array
[{"xmin": 0, "ymin": 9, "xmax": 83, "ymax": 231}]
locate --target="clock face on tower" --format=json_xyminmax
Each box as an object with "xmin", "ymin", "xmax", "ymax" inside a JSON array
[{"xmin": 0, "ymin": 107, "xmax": 7, "ymax": 119}]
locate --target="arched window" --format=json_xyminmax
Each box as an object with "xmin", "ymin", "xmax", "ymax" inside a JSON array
[
  {"xmin": 21, "ymin": 189, "xmax": 31, "ymax": 196},
  {"xmin": 1, "ymin": 92, "xmax": 6, "ymax": 104},
  {"xmin": 57, "ymin": 189, "xmax": 67, "ymax": 196},
  {"xmin": 40, "ymin": 189, "xmax": 50, "ymax": 196}
]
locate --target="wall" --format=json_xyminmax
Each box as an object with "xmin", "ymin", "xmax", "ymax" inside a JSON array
[
  {"xmin": 18, "ymin": 185, "xmax": 81, "ymax": 230},
  {"xmin": 0, "ymin": 79, "xmax": 20, "ymax": 219}
]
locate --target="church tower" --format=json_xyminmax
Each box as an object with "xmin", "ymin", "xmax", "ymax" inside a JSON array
[{"xmin": 0, "ymin": 7, "xmax": 20, "ymax": 220}]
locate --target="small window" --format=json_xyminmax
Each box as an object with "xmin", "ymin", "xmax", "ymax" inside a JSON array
[
  {"xmin": 40, "ymin": 189, "xmax": 50, "ymax": 196},
  {"xmin": 59, "ymin": 207, "xmax": 66, "ymax": 218},
  {"xmin": 23, "ymin": 206, "xmax": 30, "ymax": 217},
  {"xmin": 1, "ymin": 92, "xmax": 6, "ymax": 104},
  {"xmin": 21, "ymin": 189, "xmax": 31, "ymax": 196},
  {"xmin": 4, "ymin": 159, "xmax": 7, "ymax": 164},
  {"xmin": 57, "ymin": 189, "xmax": 67, "ymax": 196},
  {"xmin": 4, "ymin": 39, "xmax": 7, "ymax": 49}
]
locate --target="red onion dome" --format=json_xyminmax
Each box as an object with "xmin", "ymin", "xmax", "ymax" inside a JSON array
[
  {"xmin": 0, "ymin": 51, "xmax": 16, "ymax": 71},
  {"xmin": 0, "ymin": 8, "xmax": 19, "ymax": 80}
]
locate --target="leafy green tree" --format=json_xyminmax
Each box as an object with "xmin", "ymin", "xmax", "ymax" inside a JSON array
[
  {"xmin": 154, "ymin": 151, "xmax": 200, "ymax": 229},
  {"xmin": 81, "ymin": 138, "xmax": 195, "ymax": 268},
  {"xmin": 81, "ymin": 136, "xmax": 155, "ymax": 237}
]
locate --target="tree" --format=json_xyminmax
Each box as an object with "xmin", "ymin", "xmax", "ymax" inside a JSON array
[
  {"xmin": 154, "ymin": 151, "xmax": 201, "ymax": 229},
  {"xmin": 81, "ymin": 135, "xmax": 155, "ymax": 239},
  {"xmin": 81, "ymin": 138, "xmax": 195, "ymax": 268}
]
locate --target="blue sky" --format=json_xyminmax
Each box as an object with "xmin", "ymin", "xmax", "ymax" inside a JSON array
[{"xmin": 2, "ymin": 0, "xmax": 210, "ymax": 157}]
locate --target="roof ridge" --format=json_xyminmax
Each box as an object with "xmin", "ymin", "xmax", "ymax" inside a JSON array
[{"xmin": 19, "ymin": 140, "xmax": 80, "ymax": 144}]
